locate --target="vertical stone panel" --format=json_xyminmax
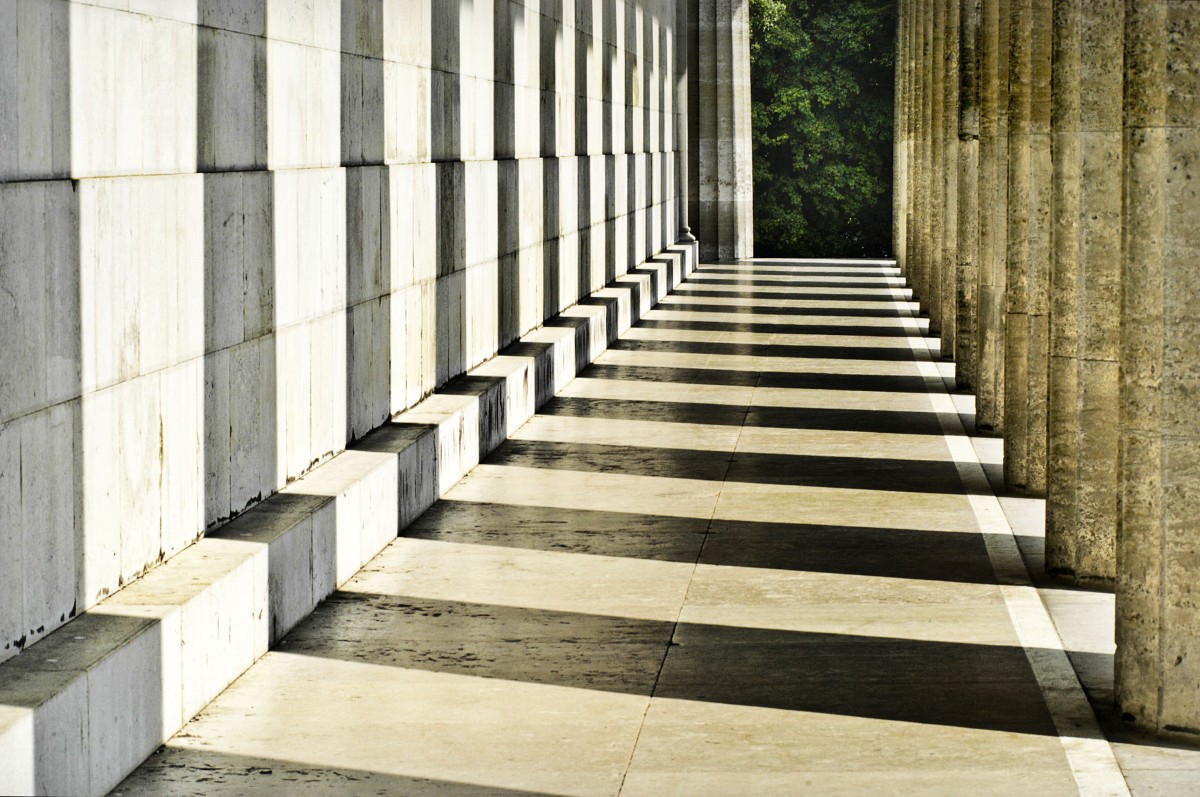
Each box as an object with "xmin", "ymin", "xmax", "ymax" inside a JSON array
[{"xmin": 1117, "ymin": 0, "xmax": 1200, "ymax": 740}]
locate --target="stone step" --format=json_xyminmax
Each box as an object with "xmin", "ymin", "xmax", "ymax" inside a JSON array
[{"xmin": 0, "ymin": 244, "xmax": 697, "ymax": 797}]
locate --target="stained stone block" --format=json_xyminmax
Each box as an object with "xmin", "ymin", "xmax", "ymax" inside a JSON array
[
  {"xmin": 159, "ymin": 361, "xmax": 204, "ymax": 560},
  {"xmin": 70, "ymin": 5, "xmax": 197, "ymax": 178},
  {"xmin": 0, "ymin": 181, "xmax": 79, "ymax": 425},
  {"xmin": 0, "ymin": 669, "xmax": 87, "ymax": 796},
  {"xmin": 0, "ymin": 0, "xmax": 70, "ymax": 181},
  {"xmin": 273, "ymin": 168, "xmax": 346, "ymax": 327},
  {"xmin": 197, "ymin": 0, "xmax": 265, "ymax": 36},
  {"xmin": 465, "ymin": 259, "xmax": 501, "ymax": 367},
  {"xmin": 465, "ymin": 160, "xmax": 500, "ymax": 268},
  {"xmin": 78, "ymin": 175, "xmax": 204, "ymax": 392},
  {"xmin": 229, "ymin": 335, "xmax": 280, "ymax": 514},
  {"xmin": 385, "ymin": 61, "xmax": 431, "ymax": 164},
  {"xmin": 198, "ymin": 25, "xmax": 268, "ymax": 171},
  {"xmin": 266, "ymin": 39, "xmax": 340, "ymax": 169}
]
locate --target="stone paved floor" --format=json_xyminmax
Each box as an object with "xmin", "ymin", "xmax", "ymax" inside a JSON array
[{"xmin": 117, "ymin": 260, "xmax": 1146, "ymax": 795}]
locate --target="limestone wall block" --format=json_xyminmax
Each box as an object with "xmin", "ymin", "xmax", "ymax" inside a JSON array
[
  {"xmin": 0, "ymin": 668, "xmax": 88, "ymax": 795},
  {"xmin": 266, "ymin": 39, "xmax": 340, "ymax": 169},
  {"xmin": 272, "ymin": 167, "xmax": 346, "ymax": 328},
  {"xmin": 0, "ymin": 0, "xmax": 71, "ymax": 181},
  {"xmin": 0, "ymin": 181, "xmax": 80, "ymax": 426},
  {"xmin": 69, "ymin": 4, "xmax": 197, "ymax": 178},
  {"xmin": 228, "ymin": 335, "xmax": 280, "ymax": 515},
  {"xmin": 198, "ymin": 25, "xmax": 268, "ymax": 171},
  {"xmin": 77, "ymin": 175, "xmax": 203, "ymax": 390}
]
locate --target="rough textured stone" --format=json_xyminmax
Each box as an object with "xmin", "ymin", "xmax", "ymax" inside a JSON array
[
  {"xmin": 1117, "ymin": 0, "xmax": 1200, "ymax": 742},
  {"xmin": 955, "ymin": 0, "xmax": 981, "ymax": 388},
  {"xmin": 1045, "ymin": 0, "xmax": 1122, "ymax": 584},
  {"xmin": 1003, "ymin": 0, "xmax": 1052, "ymax": 494},
  {"xmin": 976, "ymin": 0, "xmax": 1009, "ymax": 433}
]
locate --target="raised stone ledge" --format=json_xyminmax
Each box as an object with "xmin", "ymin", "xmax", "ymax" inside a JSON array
[{"xmin": 0, "ymin": 241, "xmax": 698, "ymax": 797}]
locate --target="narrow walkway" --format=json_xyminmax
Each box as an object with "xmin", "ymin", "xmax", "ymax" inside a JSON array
[{"xmin": 117, "ymin": 260, "xmax": 1123, "ymax": 796}]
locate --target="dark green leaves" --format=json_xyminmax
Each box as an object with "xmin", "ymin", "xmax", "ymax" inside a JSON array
[{"xmin": 751, "ymin": 0, "xmax": 896, "ymax": 258}]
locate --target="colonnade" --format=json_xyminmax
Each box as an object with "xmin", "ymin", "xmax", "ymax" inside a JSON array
[{"xmin": 895, "ymin": 0, "xmax": 1200, "ymax": 741}]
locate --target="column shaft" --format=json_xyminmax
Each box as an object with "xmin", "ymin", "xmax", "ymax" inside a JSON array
[
  {"xmin": 1045, "ymin": 0, "xmax": 1122, "ymax": 582},
  {"xmin": 693, "ymin": 0, "xmax": 752, "ymax": 261},
  {"xmin": 1116, "ymin": 0, "xmax": 1200, "ymax": 740},
  {"xmin": 929, "ymin": 0, "xmax": 946, "ymax": 327},
  {"xmin": 1003, "ymin": 0, "xmax": 1051, "ymax": 493},
  {"xmin": 941, "ymin": 0, "xmax": 961, "ymax": 357},
  {"xmin": 894, "ymin": 1, "xmax": 910, "ymax": 271},
  {"xmin": 956, "ymin": 0, "xmax": 981, "ymax": 388},
  {"xmin": 976, "ymin": 0, "xmax": 1009, "ymax": 431}
]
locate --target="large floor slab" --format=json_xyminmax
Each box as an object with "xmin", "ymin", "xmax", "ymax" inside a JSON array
[{"xmin": 115, "ymin": 260, "xmax": 1129, "ymax": 796}]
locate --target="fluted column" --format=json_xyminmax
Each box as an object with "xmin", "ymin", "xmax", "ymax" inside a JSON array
[
  {"xmin": 929, "ymin": 0, "xmax": 946, "ymax": 328},
  {"xmin": 1003, "ymin": 0, "xmax": 1051, "ymax": 493},
  {"xmin": 1045, "ymin": 0, "xmax": 1122, "ymax": 582},
  {"xmin": 956, "ymin": 0, "xmax": 981, "ymax": 388},
  {"xmin": 693, "ymin": 0, "xmax": 753, "ymax": 261},
  {"xmin": 1116, "ymin": 0, "xmax": 1200, "ymax": 741},
  {"xmin": 920, "ymin": 1, "xmax": 936, "ymax": 310},
  {"xmin": 976, "ymin": 0, "xmax": 1009, "ymax": 432},
  {"xmin": 940, "ymin": 0, "xmax": 961, "ymax": 357},
  {"xmin": 894, "ymin": 1, "xmax": 910, "ymax": 271}
]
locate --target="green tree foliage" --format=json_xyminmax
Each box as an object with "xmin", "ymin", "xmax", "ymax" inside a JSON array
[{"xmin": 751, "ymin": 0, "xmax": 896, "ymax": 258}]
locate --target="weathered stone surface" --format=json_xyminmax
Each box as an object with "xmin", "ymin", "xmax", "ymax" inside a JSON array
[
  {"xmin": 956, "ymin": 0, "xmax": 981, "ymax": 388},
  {"xmin": 1045, "ymin": 0, "xmax": 1122, "ymax": 584},
  {"xmin": 1117, "ymin": 0, "xmax": 1200, "ymax": 741},
  {"xmin": 976, "ymin": 0, "xmax": 1009, "ymax": 432},
  {"xmin": 1003, "ymin": 0, "xmax": 1052, "ymax": 494}
]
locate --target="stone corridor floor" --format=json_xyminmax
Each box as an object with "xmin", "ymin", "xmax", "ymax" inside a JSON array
[{"xmin": 116, "ymin": 260, "xmax": 1135, "ymax": 796}]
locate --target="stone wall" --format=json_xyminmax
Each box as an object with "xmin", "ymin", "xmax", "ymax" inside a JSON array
[{"xmin": 0, "ymin": 0, "xmax": 688, "ymax": 666}]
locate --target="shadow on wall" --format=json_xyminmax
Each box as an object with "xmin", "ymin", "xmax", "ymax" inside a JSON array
[
  {"xmin": 432, "ymin": 0, "xmax": 468, "ymax": 386},
  {"xmin": 198, "ymin": 0, "xmax": 278, "ymax": 531},
  {"xmin": 495, "ymin": 0, "xmax": 522, "ymax": 349},
  {"xmin": 0, "ymin": 0, "xmax": 80, "ymax": 664},
  {"xmin": 342, "ymin": 0, "xmax": 394, "ymax": 442}
]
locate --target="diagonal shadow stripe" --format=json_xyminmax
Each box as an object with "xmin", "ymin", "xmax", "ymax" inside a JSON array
[
  {"xmin": 579, "ymin": 363, "xmax": 936, "ymax": 393},
  {"xmin": 671, "ymin": 288, "xmax": 905, "ymax": 303},
  {"xmin": 656, "ymin": 301, "xmax": 904, "ymax": 318},
  {"xmin": 539, "ymin": 396, "xmax": 948, "ymax": 435},
  {"xmin": 405, "ymin": 500, "xmax": 1001, "ymax": 586},
  {"xmin": 611, "ymin": 338, "xmax": 918, "ymax": 362},
  {"xmin": 485, "ymin": 439, "xmax": 983, "ymax": 496},
  {"xmin": 636, "ymin": 318, "xmax": 917, "ymax": 337},
  {"xmin": 281, "ymin": 593, "xmax": 1061, "ymax": 737}
]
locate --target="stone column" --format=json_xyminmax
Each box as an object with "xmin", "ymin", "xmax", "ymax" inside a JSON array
[
  {"xmin": 894, "ymin": 1, "xmax": 910, "ymax": 271},
  {"xmin": 1116, "ymin": 0, "xmax": 1200, "ymax": 740},
  {"xmin": 678, "ymin": 0, "xmax": 697, "ymax": 243},
  {"xmin": 693, "ymin": 0, "xmax": 753, "ymax": 261},
  {"xmin": 915, "ymin": 0, "xmax": 935, "ymax": 312},
  {"xmin": 1003, "ymin": 0, "xmax": 1051, "ymax": 493},
  {"xmin": 956, "ymin": 0, "xmax": 981, "ymax": 388},
  {"xmin": 976, "ymin": 0, "xmax": 1008, "ymax": 432},
  {"xmin": 907, "ymin": 0, "xmax": 926, "ymax": 292},
  {"xmin": 929, "ymin": 0, "xmax": 946, "ymax": 327},
  {"xmin": 941, "ymin": 0, "xmax": 961, "ymax": 357},
  {"xmin": 1045, "ymin": 0, "xmax": 1122, "ymax": 582}
]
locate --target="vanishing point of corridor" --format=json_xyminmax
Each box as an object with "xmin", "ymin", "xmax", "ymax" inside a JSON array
[{"xmin": 116, "ymin": 260, "xmax": 1122, "ymax": 795}]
